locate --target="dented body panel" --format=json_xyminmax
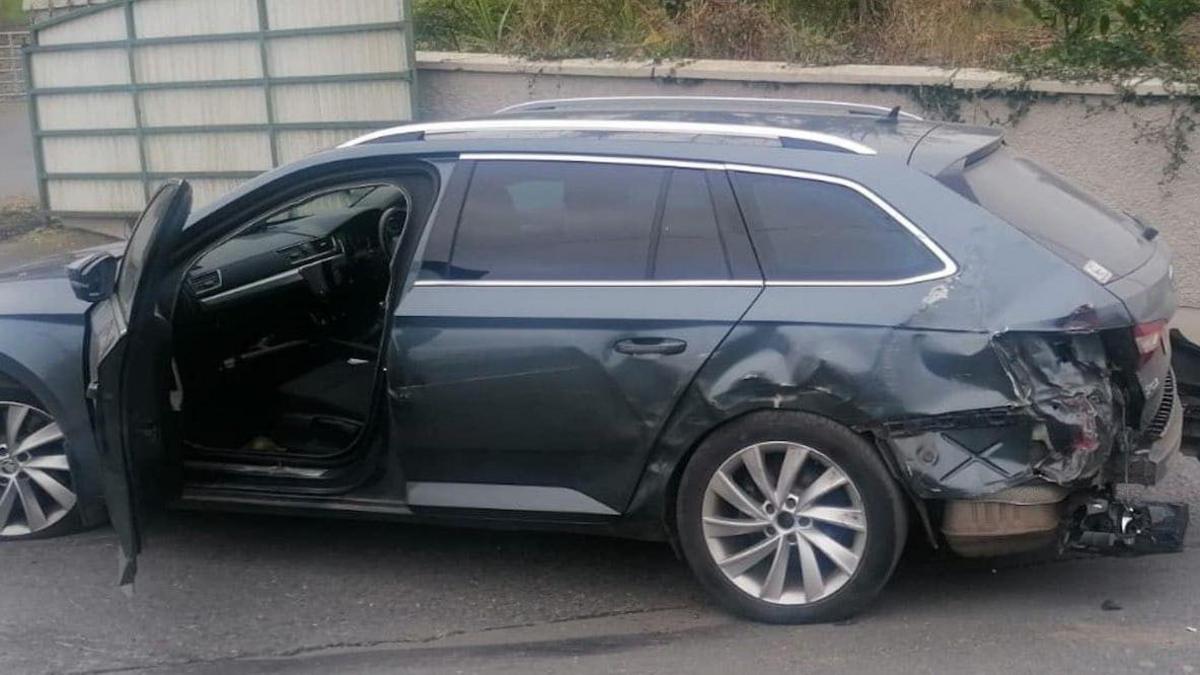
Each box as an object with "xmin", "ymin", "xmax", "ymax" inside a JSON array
[{"xmin": 626, "ymin": 157, "xmax": 1177, "ymax": 524}]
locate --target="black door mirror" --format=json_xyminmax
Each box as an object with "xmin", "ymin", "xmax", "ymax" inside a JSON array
[{"xmin": 67, "ymin": 252, "xmax": 119, "ymax": 303}]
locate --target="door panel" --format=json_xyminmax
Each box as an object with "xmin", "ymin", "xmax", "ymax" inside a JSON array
[
  {"xmin": 388, "ymin": 158, "xmax": 762, "ymax": 513},
  {"xmin": 87, "ymin": 181, "xmax": 191, "ymax": 588},
  {"xmin": 390, "ymin": 284, "xmax": 761, "ymax": 510}
]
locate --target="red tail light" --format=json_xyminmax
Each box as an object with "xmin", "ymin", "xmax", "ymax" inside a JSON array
[{"xmin": 1133, "ymin": 320, "xmax": 1168, "ymax": 365}]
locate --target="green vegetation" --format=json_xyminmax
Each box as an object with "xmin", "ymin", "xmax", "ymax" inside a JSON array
[
  {"xmin": 414, "ymin": 0, "xmax": 1200, "ymax": 182},
  {"xmin": 0, "ymin": 0, "xmax": 25, "ymax": 28},
  {"xmin": 414, "ymin": 0, "xmax": 1200, "ymax": 75},
  {"xmin": 1015, "ymin": 0, "xmax": 1200, "ymax": 75}
]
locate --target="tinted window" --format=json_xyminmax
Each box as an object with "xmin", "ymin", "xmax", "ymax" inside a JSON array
[
  {"xmin": 733, "ymin": 172, "xmax": 942, "ymax": 282},
  {"xmin": 118, "ymin": 183, "xmax": 181, "ymax": 317},
  {"xmin": 952, "ymin": 148, "xmax": 1151, "ymax": 279},
  {"xmin": 449, "ymin": 161, "xmax": 666, "ymax": 281},
  {"xmin": 264, "ymin": 186, "xmax": 379, "ymax": 225},
  {"xmin": 652, "ymin": 169, "xmax": 733, "ymax": 280}
]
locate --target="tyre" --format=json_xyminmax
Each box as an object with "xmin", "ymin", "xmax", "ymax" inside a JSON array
[
  {"xmin": 0, "ymin": 389, "xmax": 82, "ymax": 541},
  {"xmin": 676, "ymin": 411, "xmax": 907, "ymax": 624}
]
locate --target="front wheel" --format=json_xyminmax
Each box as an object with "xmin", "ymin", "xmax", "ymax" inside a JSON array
[
  {"xmin": 0, "ymin": 391, "xmax": 82, "ymax": 541},
  {"xmin": 676, "ymin": 412, "xmax": 907, "ymax": 623}
]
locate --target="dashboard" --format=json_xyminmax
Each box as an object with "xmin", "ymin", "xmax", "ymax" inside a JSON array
[{"xmin": 185, "ymin": 186, "xmax": 406, "ymax": 309}]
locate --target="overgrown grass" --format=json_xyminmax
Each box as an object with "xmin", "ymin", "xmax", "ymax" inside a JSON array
[
  {"xmin": 0, "ymin": 0, "xmax": 25, "ymax": 28},
  {"xmin": 414, "ymin": 0, "xmax": 1199, "ymax": 75}
]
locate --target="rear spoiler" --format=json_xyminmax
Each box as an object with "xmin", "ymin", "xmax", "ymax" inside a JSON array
[{"xmin": 908, "ymin": 124, "xmax": 1005, "ymax": 179}]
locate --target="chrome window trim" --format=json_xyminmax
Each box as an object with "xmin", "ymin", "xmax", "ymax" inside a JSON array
[
  {"xmin": 340, "ymin": 119, "xmax": 878, "ymax": 156},
  {"xmin": 461, "ymin": 152, "xmax": 724, "ymax": 172},
  {"xmin": 497, "ymin": 96, "xmax": 924, "ymax": 120},
  {"xmin": 418, "ymin": 153, "xmax": 957, "ymax": 288}
]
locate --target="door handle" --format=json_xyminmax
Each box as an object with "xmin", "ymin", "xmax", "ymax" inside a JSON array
[{"xmin": 614, "ymin": 337, "xmax": 688, "ymax": 356}]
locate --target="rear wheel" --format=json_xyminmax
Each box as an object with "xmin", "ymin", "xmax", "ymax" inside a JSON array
[
  {"xmin": 676, "ymin": 412, "xmax": 906, "ymax": 623},
  {"xmin": 0, "ymin": 391, "xmax": 81, "ymax": 541}
]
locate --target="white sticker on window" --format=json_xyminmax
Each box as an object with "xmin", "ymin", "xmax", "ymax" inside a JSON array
[{"xmin": 1083, "ymin": 260, "xmax": 1114, "ymax": 284}]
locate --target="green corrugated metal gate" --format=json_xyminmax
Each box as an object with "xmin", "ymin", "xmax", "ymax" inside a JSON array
[{"xmin": 25, "ymin": 0, "xmax": 415, "ymax": 220}]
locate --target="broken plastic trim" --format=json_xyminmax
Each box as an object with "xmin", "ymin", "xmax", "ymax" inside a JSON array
[
  {"xmin": 883, "ymin": 330, "xmax": 1128, "ymax": 499},
  {"xmin": 1065, "ymin": 496, "xmax": 1188, "ymax": 555}
]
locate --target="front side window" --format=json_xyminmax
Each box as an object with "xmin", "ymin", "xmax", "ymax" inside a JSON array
[
  {"xmin": 117, "ymin": 183, "xmax": 181, "ymax": 318},
  {"xmin": 439, "ymin": 161, "xmax": 738, "ymax": 283},
  {"xmin": 447, "ymin": 161, "xmax": 665, "ymax": 281},
  {"xmin": 732, "ymin": 172, "xmax": 944, "ymax": 283},
  {"xmin": 653, "ymin": 169, "xmax": 734, "ymax": 280},
  {"xmin": 264, "ymin": 186, "xmax": 379, "ymax": 225}
]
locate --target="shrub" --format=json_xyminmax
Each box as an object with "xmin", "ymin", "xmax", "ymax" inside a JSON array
[
  {"xmin": 506, "ymin": 0, "xmax": 665, "ymax": 60},
  {"xmin": 656, "ymin": 0, "xmax": 851, "ymax": 63},
  {"xmin": 1018, "ymin": 0, "xmax": 1200, "ymax": 70},
  {"xmin": 414, "ymin": 0, "xmax": 517, "ymax": 53}
]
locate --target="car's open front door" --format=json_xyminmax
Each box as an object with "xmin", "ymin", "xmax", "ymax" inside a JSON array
[{"xmin": 85, "ymin": 180, "xmax": 192, "ymax": 591}]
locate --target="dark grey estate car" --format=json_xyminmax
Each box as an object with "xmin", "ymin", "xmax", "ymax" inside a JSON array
[{"xmin": 0, "ymin": 97, "xmax": 1193, "ymax": 623}]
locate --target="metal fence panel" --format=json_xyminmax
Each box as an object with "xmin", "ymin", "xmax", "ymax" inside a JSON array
[{"xmin": 26, "ymin": 0, "xmax": 416, "ymax": 217}]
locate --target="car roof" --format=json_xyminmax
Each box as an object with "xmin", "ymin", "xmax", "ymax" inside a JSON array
[
  {"xmin": 341, "ymin": 97, "xmax": 1003, "ymax": 170},
  {"xmin": 191, "ymin": 98, "xmax": 1004, "ymax": 223}
]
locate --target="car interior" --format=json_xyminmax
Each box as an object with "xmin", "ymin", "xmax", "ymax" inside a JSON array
[{"xmin": 169, "ymin": 181, "xmax": 416, "ymax": 468}]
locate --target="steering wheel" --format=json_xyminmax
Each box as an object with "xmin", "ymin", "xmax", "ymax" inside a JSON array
[{"xmin": 377, "ymin": 206, "xmax": 409, "ymax": 256}]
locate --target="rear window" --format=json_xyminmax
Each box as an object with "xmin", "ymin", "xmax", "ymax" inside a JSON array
[{"xmin": 950, "ymin": 148, "xmax": 1151, "ymax": 281}]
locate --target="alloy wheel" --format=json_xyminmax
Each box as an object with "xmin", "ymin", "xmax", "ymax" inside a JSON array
[
  {"xmin": 0, "ymin": 401, "xmax": 76, "ymax": 538},
  {"xmin": 701, "ymin": 441, "xmax": 867, "ymax": 605}
]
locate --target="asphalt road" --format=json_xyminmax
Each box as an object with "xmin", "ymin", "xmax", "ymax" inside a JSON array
[{"xmin": 1, "ymin": 458, "xmax": 1199, "ymax": 675}]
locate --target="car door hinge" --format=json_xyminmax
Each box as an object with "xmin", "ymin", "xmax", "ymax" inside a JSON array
[{"xmin": 86, "ymin": 381, "xmax": 100, "ymax": 401}]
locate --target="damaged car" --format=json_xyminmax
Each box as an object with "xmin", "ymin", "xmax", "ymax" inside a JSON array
[{"xmin": 0, "ymin": 96, "xmax": 1194, "ymax": 624}]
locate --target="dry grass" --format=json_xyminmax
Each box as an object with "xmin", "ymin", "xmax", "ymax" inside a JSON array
[
  {"xmin": 666, "ymin": 0, "xmax": 851, "ymax": 63},
  {"xmin": 0, "ymin": 197, "xmax": 53, "ymax": 242},
  {"xmin": 868, "ymin": 0, "xmax": 1044, "ymax": 67},
  {"xmin": 414, "ymin": 0, "xmax": 1194, "ymax": 71},
  {"xmin": 505, "ymin": 0, "xmax": 666, "ymax": 59}
]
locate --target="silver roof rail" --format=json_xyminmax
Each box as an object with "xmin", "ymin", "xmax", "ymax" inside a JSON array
[
  {"xmin": 339, "ymin": 118, "xmax": 877, "ymax": 155},
  {"xmin": 496, "ymin": 96, "xmax": 924, "ymax": 121}
]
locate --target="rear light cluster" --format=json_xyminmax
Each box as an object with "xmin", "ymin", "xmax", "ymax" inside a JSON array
[{"xmin": 1133, "ymin": 320, "xmax": 1168, "ymax": 366}]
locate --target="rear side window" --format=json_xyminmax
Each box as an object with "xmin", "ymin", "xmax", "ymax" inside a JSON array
[
  {"xmin": 652, "ymin": 169, "xmax": 734, "ymax": 280},
  {"xmin": 441, "ymin": 161, "xmax": 736, "ymax": 281},
  {"xmin": 732, "ymin": 172, "xmax": 944, "ymax": 282}
]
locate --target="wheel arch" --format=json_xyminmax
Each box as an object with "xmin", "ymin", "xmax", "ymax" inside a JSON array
[
  {"xmin": 0, "ymin": 345, "xmax": 106, "ymax": 528},
  {"xmin": 626, "ymin": 391, "xmax": 888, "ymax": 547}
]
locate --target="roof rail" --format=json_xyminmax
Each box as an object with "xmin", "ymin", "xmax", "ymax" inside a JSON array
[
  {"xmin": 496, "ymin": 96, "xmax": 924, "ymax": 121},
  {"xmin": 339, "ymin": 119, "xmax": 877, "ymax": 155}
]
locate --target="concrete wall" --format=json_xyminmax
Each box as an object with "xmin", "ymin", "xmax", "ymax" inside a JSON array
[{"xmin": 414, "ymin": 53, "xmax": 1200, "ymax": 308}]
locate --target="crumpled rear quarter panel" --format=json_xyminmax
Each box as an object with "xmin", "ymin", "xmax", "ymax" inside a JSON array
[{"xmin": 626, "ymin": 166, "xmax": 1145, "ymax": 521}]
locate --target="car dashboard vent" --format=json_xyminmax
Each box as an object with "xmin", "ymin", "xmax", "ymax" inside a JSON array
[{"xmin": 188, "ymin": 270, "xmax": 223, "ymax": 296}]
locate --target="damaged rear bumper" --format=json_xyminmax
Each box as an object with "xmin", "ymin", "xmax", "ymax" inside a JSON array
[
  {"xmin": 881, "ymin": 330, "xmax": 1183, "ymax": 501},
  {"xmin": 1118, "ymin": 374, "xmax": 1183, "ymax": 485}
]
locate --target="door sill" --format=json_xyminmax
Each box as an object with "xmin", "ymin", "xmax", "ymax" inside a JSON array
[{"xmin": 177, "ymin": 487, "xmax": 413, "ymax": 517}]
